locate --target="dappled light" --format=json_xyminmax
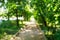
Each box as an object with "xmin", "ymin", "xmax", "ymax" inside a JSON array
[
  {"xmin": 11, "ymin": 16, "xmax": 46, "ymax": 40},
  {"xmin": 0, "ymin": 0, "xmax": 60, "ymax": 40}
]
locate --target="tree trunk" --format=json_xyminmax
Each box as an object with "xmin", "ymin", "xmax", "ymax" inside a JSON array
[{"xmin": 15, "ymin": 9, "xmax": 19, "ymax": 28}]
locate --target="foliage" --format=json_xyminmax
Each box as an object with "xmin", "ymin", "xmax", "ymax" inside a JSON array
[
  {"xmin": 0, "ymin": 20, "xmax": 20, "ymax": 39},
  {"xmin": 0, "ymin": 0, "xmax": 60, "ymax": 40}
]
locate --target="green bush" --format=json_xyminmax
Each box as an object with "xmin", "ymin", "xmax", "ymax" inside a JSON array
[{"xmin": 0, "ymin": 20, "xmax": 20, "ymax": 39}]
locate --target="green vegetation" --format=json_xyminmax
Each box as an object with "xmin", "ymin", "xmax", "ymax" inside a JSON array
[{"xmin": 0, "ymin": 0, "xmax": 60, "ymax": 40}]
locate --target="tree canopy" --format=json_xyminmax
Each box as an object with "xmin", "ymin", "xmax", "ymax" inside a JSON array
[{"xmin": 0, "ymin": 0, "xmax": 60, "ymax": 40}]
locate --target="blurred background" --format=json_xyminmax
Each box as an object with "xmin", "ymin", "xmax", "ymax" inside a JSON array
[{"xmin": 0, "ymin": 0, "xmax": 60, "ymax": 40}]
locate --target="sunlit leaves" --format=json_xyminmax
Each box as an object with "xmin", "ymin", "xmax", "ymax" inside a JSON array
[
  {"xmin": 54, "ymin": 14, "xmax": 60, "ymax": 17},
  {"xmin": 55, "ymin": 21, "xmax": 59, "ymax": 24},
  {"xmin": 25, "ymin": 4, "xmax": 30, "ymax": 12},
  {"xmin": 0, "ymin": 0, "xmax": 60, "ymax": 40},
  {"xmin": 11, "ymin": 3, "xmax": 16, "ymax": 9},
  {"xmin": 53, "ymin": 6, "xmax": 57, "ymax": 11},
  {"xmin": 47, "ymin": 4, "xmax": 50, "ymax": 7},
  {"xmin": 45, "ymin": 31, "xmax": 53, "ymax": 35},
  {"xmin": 48, "ymin": 23, "xmax": 52, "ymax": 27},
  {"xmin": 25, "ymin": 4, "xmax": 34, "ymax": 13},
  {"xmin": 43, "ymin": 0, "xmax": 47, "ymax": 2},
  {"xmin": 0, "ymin": 0, "xmax": 4, "ymax": 2}
]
